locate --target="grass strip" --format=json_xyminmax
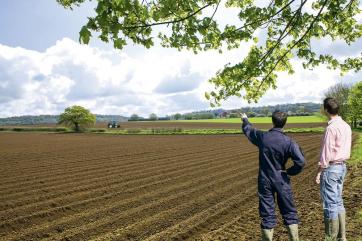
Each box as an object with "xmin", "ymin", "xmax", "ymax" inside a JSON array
[
  {"xmin": 350, "ymin": 131, "xmax": 362, "ymax": 165},
  {"xmin": 0, "ymin": 127, "xmax": 325, "ymax": 135},
  {"xmin": 0, "ymin": 127, "xmax": 70, "ymax": 132},
  {"xmin": 349, "ymin": 131, "xmax": 362, "ymax": 228},
  {"xmin": 94, "ymin": 127, "xmax": 325, "ymax": 135}
]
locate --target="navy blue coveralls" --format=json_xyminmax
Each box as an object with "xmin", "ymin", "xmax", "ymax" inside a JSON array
[{"xmin": 242, "ymin": 118, "xmax": 305, "ymax": 229}]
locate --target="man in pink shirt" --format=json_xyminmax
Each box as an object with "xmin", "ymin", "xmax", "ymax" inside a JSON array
[{"xmin": 316, "ymin": 97, "xmax": 352, "ymax": 241}]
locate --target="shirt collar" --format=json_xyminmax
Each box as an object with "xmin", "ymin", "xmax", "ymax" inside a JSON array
[
  {"xmin": 328, "ymin": 116, "xmax": 342, "ymax": 125},
  {"xmin": 270, "ymin": 127, "xmax": 284, "ymax": 133}
]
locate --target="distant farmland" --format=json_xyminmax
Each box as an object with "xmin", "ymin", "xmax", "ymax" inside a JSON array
[
  {"xmin": 166, "ymin": 115, "xmax": 325, "ymax": 124},
  {"xmin": 108, "ymin": 116, "xmax": 326, "ymax": 130}
]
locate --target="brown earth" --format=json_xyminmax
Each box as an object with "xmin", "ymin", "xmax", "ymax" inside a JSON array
[{"xmin": 0, "ymin": 132, "xmax": 360, "ymax": 241}]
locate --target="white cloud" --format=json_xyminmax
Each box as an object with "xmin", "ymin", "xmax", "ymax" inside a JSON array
[{"xmin": 0, "ymin": 38, "xmax": 360, "ymax": 118}]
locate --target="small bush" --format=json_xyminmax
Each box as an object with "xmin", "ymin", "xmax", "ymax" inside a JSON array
[
  {"xmin": 89, "ymin": 128, "xmax": 107, "ymax": 133},
  {"xmin": 7, "ymin": 127, "xmax": 69, "ymax": 132},
  {"xmin": 150, "ymin": 128, "xmax": 183, "ymax": 134},
  {"xmin": 12, "ymin": 128, "xmax": 25, "ymax": 132},
  {"xmin": 126, "ymin": 128, "xmax": 142, "ymax": 134},
  {"xmin": 54, "ymin": 127, "xmax": 69, "ymax": 132},
  {"xmin": 174, "ymin": 128, "xmax": 183, "ymax": 133}
]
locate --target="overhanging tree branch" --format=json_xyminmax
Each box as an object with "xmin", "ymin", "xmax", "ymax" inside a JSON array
[
  {"xmin": 259, "ymin": 0, "xmax": 308, "ymax": 65},
  {"xmin": 59, "ymin": 0, "xmax": 362, "ymax": 105},
  {"xmin": 255, "ymin": 0, "xmax": 328, "ymax": 95},
  {"xmin": 120, "ymin": 4, "xmax": 212, "ymax": 30}
]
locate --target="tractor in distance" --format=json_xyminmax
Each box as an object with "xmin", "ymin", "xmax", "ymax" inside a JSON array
[{"xmin": 107, "ymin": 121, "xmax": 121, "ymax": 128}]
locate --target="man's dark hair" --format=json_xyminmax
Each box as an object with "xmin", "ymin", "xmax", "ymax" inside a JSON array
[
  {"xmin": 272, "ymin": 110, "xmax": 288, "ymax": 128},
  {"xmin": 323, "ymin": 97, "xmax": 339, "ymax": 115}
]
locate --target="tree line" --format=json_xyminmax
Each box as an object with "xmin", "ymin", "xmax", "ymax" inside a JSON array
[
  {"xmin": 165, "ymin": 102, "xmax": 322, "ymax": 121},
  {"xmin": 323, "ymin": 81, "xmax": 362, "ymax": 128}
]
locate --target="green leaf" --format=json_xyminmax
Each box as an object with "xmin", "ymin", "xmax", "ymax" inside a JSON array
[
  {"xmin": 114, "ymin": 38, "xmax": 126, "ymax": 49},
  {"xmin": 79, "ymin": 26, "xmax": 91, "ymax": 44}
]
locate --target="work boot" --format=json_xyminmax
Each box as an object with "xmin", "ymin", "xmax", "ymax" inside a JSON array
[
  {"xmin": 337, "ymin": 212, "xmax": 347, "ymax": 241},
  {"xmin": 325, "ymin": 218, "xmax": 339, "ymax": 241},
  {"xmin": 261, "ymin": 228, "xmax": 273, "ymax": 241},
  {"xmin": 286, "ymin": 224, "xmax": 299, "ymax": 241}
]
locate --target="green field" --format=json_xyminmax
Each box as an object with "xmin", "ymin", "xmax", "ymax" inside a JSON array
[
  {"xmin": 351, "ymin": 132, "xmax": 362, "ymax": 164},
  {"xmin": 165, "ymin": 115, "xmax": 326, "ymax": 124}
]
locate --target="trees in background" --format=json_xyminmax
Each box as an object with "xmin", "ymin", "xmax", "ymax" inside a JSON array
[
  {"xmin": 229, "ymin": 113, "xmax": 239, "ymax": 118},
  {"xmin": 58, "ymin": 105, "xmax": 96, "ymax": 132},
  {"xmin": 324, "ymin": 82, "xmax": 362, "ymax": 128},
  {"xmin": 179, "ymin": 112, "xmax": 215, "ymax": 120},
  {"xmin": 324, "ymin": 83, "xmax": 351, "ymax": 121},
  {"xmin": 348, "ymin": 82, "xmax": 362, "ymax": 128},
  {"xmin": 149, "ymin": 113, "xmax": 158, "ymax": 121},
  {"xmin": 129, "ymin": 114, "xmax": 140, "ymax": 121},
  {"xmin": 173, "ymin": 113, "xmax": 182, "ymax": 120},
  {"xmin": 58, "ymin": 0, "xmax": 362, "ymax": 106}
]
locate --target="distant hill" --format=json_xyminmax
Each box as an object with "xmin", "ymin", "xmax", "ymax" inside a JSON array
[
  {"xmin": 0, "ymin": 115, "xmax": 128, "ymax": 126},
  {"xmin": 0, "ymin": 102, "xmax": 322, "ymax": 125},
  {"xmin": 181, "ymin": 102, "xmax": 321, "ymax": 119}
]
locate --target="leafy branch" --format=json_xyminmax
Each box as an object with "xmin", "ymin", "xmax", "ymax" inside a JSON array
[{"xmin": 58, "ymin": 0, "xmax": 362, "ymax": 106}]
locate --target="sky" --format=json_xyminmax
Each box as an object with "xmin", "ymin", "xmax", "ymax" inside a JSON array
[{"xmin": 0, "ymin": 0, "xmax": 360, "ymax": 117}]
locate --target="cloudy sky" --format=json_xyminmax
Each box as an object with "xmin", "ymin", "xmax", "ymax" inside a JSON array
[{"xmin": 0, "ymin": 0, "xmax": 360, "ymax": 117}]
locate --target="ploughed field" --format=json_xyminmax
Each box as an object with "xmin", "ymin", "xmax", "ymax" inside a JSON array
[{"xmin": 0, "ymin": 133, "xmax": 360, "ymax": 241}]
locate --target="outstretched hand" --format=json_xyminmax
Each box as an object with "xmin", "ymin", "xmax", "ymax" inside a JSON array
[{"xmin": 241, "ymin": 113, "xmax": 248, "ymax": 119}]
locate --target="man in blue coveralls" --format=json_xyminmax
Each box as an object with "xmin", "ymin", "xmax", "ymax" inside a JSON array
[{"xmin": 241, "ymin": 111, "xmax": 305, "ymax": 241}]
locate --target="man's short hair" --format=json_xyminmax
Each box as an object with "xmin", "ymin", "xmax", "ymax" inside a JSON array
[
  {"xmin": 272, "ymin": 110, "xmax": 288, "ymax": 128},
  {"xmin": 323, "ymin": 97, "xmax": 339, "ymax": 115}
]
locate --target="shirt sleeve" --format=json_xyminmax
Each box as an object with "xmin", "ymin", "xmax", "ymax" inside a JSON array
[
  {"xmin": 319, "ymin": 128, "xmax": 334, "ymax": 168},
  {"xmin": 286, "ymin": 141, "xmax": 306, "ymax": 176},
  {"xmin": 241, "ymin": 118, "xmax": 263, "ymax": 147}
]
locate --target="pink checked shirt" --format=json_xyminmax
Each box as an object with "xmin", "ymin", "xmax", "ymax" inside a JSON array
[{"xmin": 319, "ymin": 116, "xmax": 352, "ymax": 168}]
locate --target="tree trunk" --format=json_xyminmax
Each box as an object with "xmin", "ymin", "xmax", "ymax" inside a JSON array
[{"xmin": 75, "ymin": 122, "xmax": 79, "ymax": 132}]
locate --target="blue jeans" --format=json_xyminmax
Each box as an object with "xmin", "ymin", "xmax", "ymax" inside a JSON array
[{"xmin": 320, "ymin": 164, "xmax": 347, "ymax": 220}]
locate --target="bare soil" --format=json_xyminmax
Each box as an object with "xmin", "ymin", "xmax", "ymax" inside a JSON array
[{"xmin": 0, "ymin": 132, "xmax": 360, "ymax": 241}]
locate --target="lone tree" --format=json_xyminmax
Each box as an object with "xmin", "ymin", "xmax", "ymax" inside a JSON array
[
  {"xmin": 149, "ymin": 113, "xmax": 158, "ymax": 121},
  {"xmin": 129, "ymin": 114, "xmax": 140, "ymax": 121},
  {"xmin": 58, "ymin": 105, "xmax": 96, "ymax": 132},
  {"xmin": 348, "ymin": 81, "xmax": 362, "ymax": 128},
  {"xmin": 57, "ymin": 0, "xmax": 362, "ymax": 106},
  {"xmin": 174, "ymin": 113, "xmax": 182, "ymax": 120}
]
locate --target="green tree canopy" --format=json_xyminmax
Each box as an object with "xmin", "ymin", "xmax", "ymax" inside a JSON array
[
  {"xmin": 348, "ymin": 81, "xmax": 362, "ymax": 128},
  {"xmin": 57, "ymin": 0, "xmax": 362, "ymax": 106},
  {"xmin": 58, "ymin": 105, "xmax": 96, "ymax": 132},
  {"xmin": 149, "ymin": 113, "xmax": 158, "ymax": 120},
  {"xmin": 173, "ymin": 113, "xmax": 182, "ymax": 120},
  {"xmin": 324, "ymin": 82, "xmax": 351, "ymax": 121},
  {"xmin": 129, "ymin": 114, "xmax": 140, "ymax": 121}
]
